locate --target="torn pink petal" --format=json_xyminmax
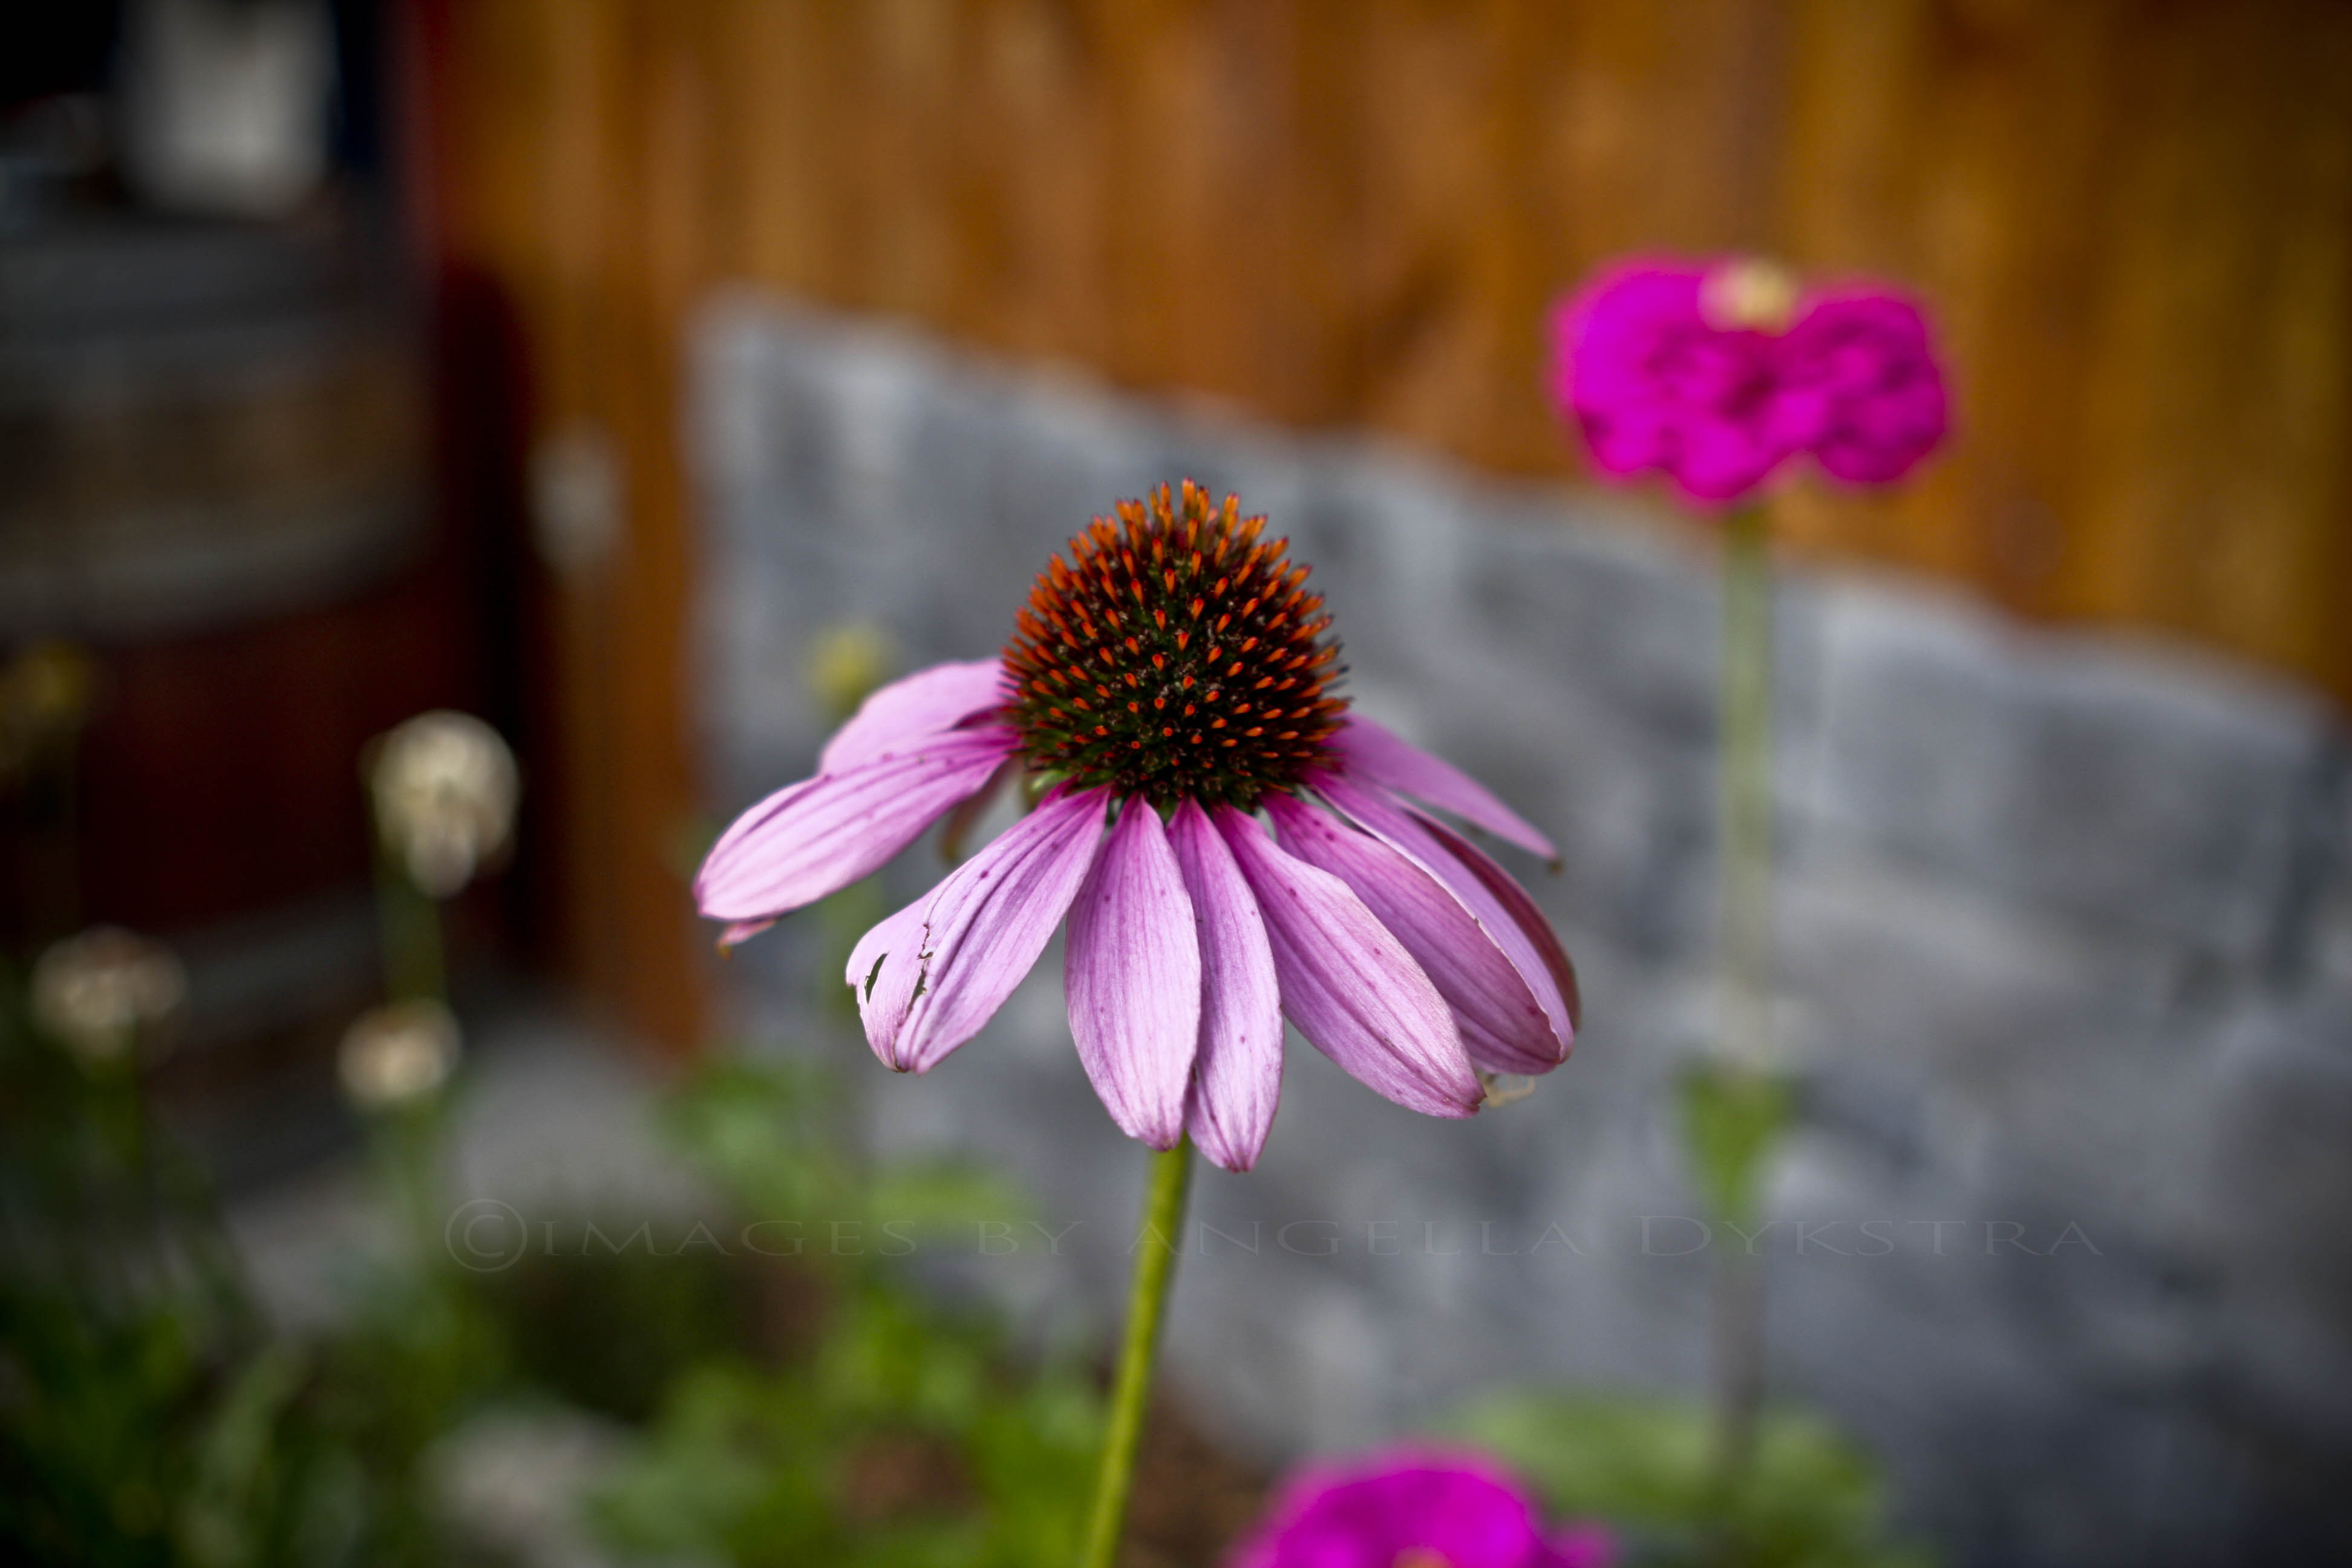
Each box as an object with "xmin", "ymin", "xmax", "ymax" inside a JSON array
[
  {"xmin": 696, "ymin": 725, "xmax": 1019, "ymax": 923},
  {"xmin": 1333, "ymin": 715, "xmax": 1557, "ymax": 860},
  {"xmin": 1216, "ymin": 807, "xmax": 1481, "ymax": 1120},
  {"xmin": 846, "ymin": 902, "xmax": 929, "ymax": 1068},
  {"xmin": 1066, "ymin": 802, "xmax": 1201, "ymax": 1150},
  {"xmin": 1266, "ymin": 794, "xmax": 1560, "ymax": 1077},
  {"xmin": 1316, "ymin": 773, "xmax": 1576, "ymax": 1064},
  {"xmin": 818, "ymin": 658, "xmax": 1010, "ymax": 774},
  {"xmin": 848, "ymin": 786, "xmax": 1109, "ymax": 1073},
  {"xmin": 1168, "ymin": 800, "xmax": 1283, "ymax": 1172}
]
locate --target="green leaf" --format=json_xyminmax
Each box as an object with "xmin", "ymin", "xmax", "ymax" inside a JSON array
[
  {"xmin": 1444, "ymin": 1390, "xmax": 1935, "ymax": 1568},
  {"xmin": 1677, "ymin": 1060, "xmax": 1793, "ymax": 1224}
]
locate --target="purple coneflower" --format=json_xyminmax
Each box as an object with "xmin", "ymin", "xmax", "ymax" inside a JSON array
[
  {"xmin": 1229, "ymin": 1448, "xmax": 1615, "ymax": 1568},
  {"xmin": 696, "ymin": 480, "xmax": 1578, "ymax": 1172}
]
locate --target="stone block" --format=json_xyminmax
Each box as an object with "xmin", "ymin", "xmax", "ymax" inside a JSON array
[{"xmin": 1808, "ymin": 580, "xmax": 2337, "ymax": 967}]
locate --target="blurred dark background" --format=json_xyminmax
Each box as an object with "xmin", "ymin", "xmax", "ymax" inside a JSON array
[{"xmin": 3, "ymin": 1, "xmax": 554, "ymax": 1183}]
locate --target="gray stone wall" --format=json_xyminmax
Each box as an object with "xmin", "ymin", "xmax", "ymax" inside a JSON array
[{"xmin": 688, "ymin": 296, "xmax": 2352, "ymax": 1568}]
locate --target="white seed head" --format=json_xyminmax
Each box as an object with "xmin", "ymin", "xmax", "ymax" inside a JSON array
[
  {"xmin": 31, "ymin": 926, "xmax": 186, "ymax": 1067},
  {"xmin": 369, "ymin": 711, "xmax": 520, "ymax": 898},
  {"xmin": 338, "ymin": 999, "xmax": 462, "ymax": 1111}
]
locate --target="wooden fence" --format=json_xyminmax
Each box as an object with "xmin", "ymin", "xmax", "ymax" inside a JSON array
[{"xmin": 423, "ymin": 0, "xmax": 2352, "ymax": 1047}]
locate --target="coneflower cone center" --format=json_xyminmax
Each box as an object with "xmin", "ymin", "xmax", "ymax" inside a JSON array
[{"xmin": 1004, "ymin": 481, "xmax": 1347, "ymax": 811}]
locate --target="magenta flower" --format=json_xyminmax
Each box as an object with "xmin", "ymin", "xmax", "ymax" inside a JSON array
[
  {"xmin": 1548, "ymin": 256, "xmax": 1948, "ymax": 506},
  {"xmin": 1228, "ymin": 1448, "xmax": 1615, "ymax": 1568},
  {"xmin": 695, "ymin": 482, "xmax": 1578, "ymax": 1172}
]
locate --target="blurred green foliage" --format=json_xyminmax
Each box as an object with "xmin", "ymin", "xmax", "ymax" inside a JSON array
[
  {"xmin": 588, "ymin": 1051, "xmax": 1102, "ymax": 1566},
  {"xmin": 1448, "ymin": 1390, "xmax": 1932, "ymax": 1568},
  {"xmin": 0, "ymin": 966, "xmax": 500, "ymax": 1568},
  {"xmin": 657, "ymin": 1055, "xmax": 1031, "ymax": 1247},
  {"xmin": 1, "ymin": 930, "xmax": 1924, "ymax": 1568},
  {"xmin": 463, "ymin": 1235, "xmax": 752, "ymax": 1428},
  {"xmin": 0, "ymin": 943, "xmax": 1099, "ymax": 1568}
]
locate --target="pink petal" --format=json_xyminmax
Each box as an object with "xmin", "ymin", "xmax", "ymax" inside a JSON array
[
  {"xmin": 938, "ymin": 756, "xmax": 1018, "ymax": 865},
  {"xmin": 1168, "ymin": 800, "xmax": 1283, "ymax": 1172},
  {"xmin": 1215, "ymin": 806, "xmax": 1481, "ymax": 1119},
  {"xmin": 846, "ymin": 786, "xmax": 1109, "ymax": 1073},
  {"xmin": 846, "ymin": 901, "xmax": 929, "ymax": 1054},
  {"xmin": 1267, "ymin": 794, "xmax": 1560, "ymax": 1077},
  {"xmin": 818, "ymin": 658, "xmax": 1010, "ymax": 774},
  {"xmin": 1549, "ymin": 1522, "xmax": 1620, "ymax": 1568},
  {"xmin": 1331, "ymin": 715, "xmax": 1558, "ymax": 860},
  {"xmin": 1422, "ymin": 809, "xmax": 1584, "ymax": 1037},
  {"xmin": 1065, "ymin": 802, "xmax": 1201, "ymax": 1150},
  {"xmin": 1677, "ymin": 417, "xmax": 1789, "ymax": 503},
  {"xmin": 716, "ymin": 920, "xmax": 775, "ymax": 949},
  {"xmin": 696, "ymin": 725, "xmax": 1019, "ymax": 922},
  {"xmin": 1316, "ymin": 773, "xmax": 1578, "ymax": 1062},
  {"xmin": 1782, "ymin": 291, "xmax": 1949, "ymax": 486}
]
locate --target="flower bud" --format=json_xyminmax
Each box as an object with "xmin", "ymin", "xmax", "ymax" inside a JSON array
[
  {"xmin": 807, "ymin": 621, "xmax": 893, "ymax": 724},
  {"xmin": 31, "ymin": 926, "xmax": 186, "ymax": 1068},
  {"xmin": 338, "ymin": 998, "xmax": 461, "ymax": 1112},
  {"xmin": 368, "ymin": 711, "xmax": 520, "ymax": 898}
]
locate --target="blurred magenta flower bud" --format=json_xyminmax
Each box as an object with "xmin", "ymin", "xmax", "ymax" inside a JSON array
[
  {"xmin": 1227, "ymin": 1447, "xmax": 1614, "ymax": 1568},
  {"xmin": 1777, "ymin": 289, "xmax": 1950, "ymax": 486},
  {"xmin": 1548, "ymin": 256, "xmax": 1948, "ymax": 507}
]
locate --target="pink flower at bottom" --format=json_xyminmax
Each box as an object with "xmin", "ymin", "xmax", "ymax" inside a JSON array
[
  {"xmin": 1228, "ymin": 1448, "xmax": 1615, "ymax": 1568},
  {"xmin": 694, "ymin": 483, "xmax": 1580, "ymax": 1174},
  {"xmin": 1547, "ymin": 256, "xmax": 1949, "ymax": 507}
]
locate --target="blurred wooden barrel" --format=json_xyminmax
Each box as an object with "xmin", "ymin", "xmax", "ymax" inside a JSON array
[
  {"xmin": 0, "ymin": 210, "xmax": 475, "ymax": 971},
  {"xmin": 0, "ymin": 215, "xmax": 426, "ymax": 639},
  {"xmin": 0, "ymin": 210, "xmax": 503, "ymax": 1183}
]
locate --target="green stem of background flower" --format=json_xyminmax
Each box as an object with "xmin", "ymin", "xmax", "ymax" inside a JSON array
[
  {"xmin": 1720, "ymin": 503, "xmax": 1772, "ymax": 1079},
  {"xmin": 1078, "ymin": 1137, "xmax": 1194, "ymax": 1568},
  {"xmin": 1705, "ymin": 500, "xmax": 1777, "ymax": 1527},
  {"xmin": 372, "ymin": 833, "xmax": 447, "ymax": 1005}
]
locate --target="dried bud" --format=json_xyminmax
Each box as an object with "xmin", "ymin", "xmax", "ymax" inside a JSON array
[
  {"xmin": 0, "ymin": 641, "xmax": 96, "ymax": 783},
  {"xmin": 1475, "ymin": 1069, "xmax": 1540, "ymax": 1109},
  {"xmin": 807, "ymin": 621, "xmax": 893, "ymax": 724},
  {"xmin": 31, "ymin": 926, "xmax": 186, "ymax": 1068},
  {"xmin": 338, "ymin": 999, "xmax": 461, "ymax": 1112},
  {"xmin": 369, "ymin": 711, "xmax": 520, "ymax": 898}
]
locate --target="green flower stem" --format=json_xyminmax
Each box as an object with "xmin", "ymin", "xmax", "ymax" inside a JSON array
[
  {"xmin": 1708, "ymin": 501, "xmax": 1777, "ymax": 1528},
  {"xmin": 367, "ymin": 830, "xmax": 450, "ymax": 1258},
  {"xmin": 1079, "ymin": 1137, "xmax": 1194, "ymax": 1568},
  {"xmin": 372, "ymin": 833, "xmax": 447, "ymax": 1005},
  {"xmin": 1720, "ymin": 502, "xmax": 1773, "ymax": 1078}
]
